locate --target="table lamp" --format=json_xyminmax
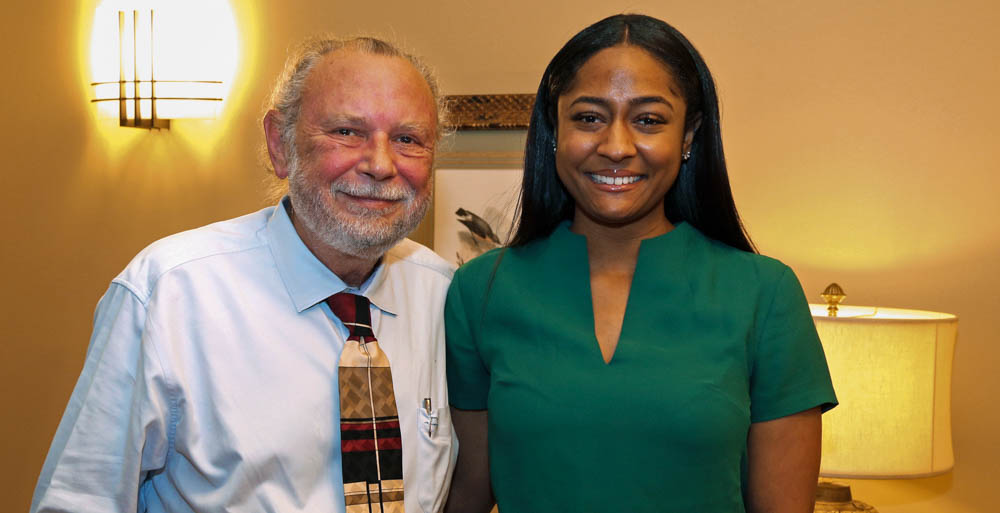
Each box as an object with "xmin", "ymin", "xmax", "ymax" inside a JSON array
[{"xmin": 810, "ymin": 284, "xmax": 958, "ymax": 512}]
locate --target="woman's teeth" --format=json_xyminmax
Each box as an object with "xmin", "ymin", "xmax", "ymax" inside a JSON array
[{"xmin": 587, "ymin": 174, "xmax": 643, "ymax": 186}]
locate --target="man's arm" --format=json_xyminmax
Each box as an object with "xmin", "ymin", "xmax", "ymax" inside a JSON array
[
  {"xmin": 31, "ymin": 283, "xmax": 171, "ymax": 513},
  {"xmin": 444, "ymin": 408, "xmax": 494, "ymax": 513},
  {"xmin": 745, "ymin": 407, "xmax": 822, "ymax": 513}
]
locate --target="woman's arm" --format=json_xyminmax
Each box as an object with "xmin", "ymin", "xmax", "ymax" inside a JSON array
[
  {"xmin": 445, "ymin": 408, "xmax": 495, "ymax": 513},
  {"xmin": 745, "ymin": 407, "xmax": 822, "ymax": 513}
]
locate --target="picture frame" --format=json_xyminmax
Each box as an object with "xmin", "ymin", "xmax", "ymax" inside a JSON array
[
  {"xmin": 422, "ymin": 96, "xmax": 534, "ymax": 264},
  {"xmin": 443, "ymin": 94, "xmax": 535, "ymax": 130}
]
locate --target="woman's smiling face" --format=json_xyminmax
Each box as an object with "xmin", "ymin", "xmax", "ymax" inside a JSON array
[{"xmin": 555, "ymin": 44, "xmax": 696, "ymax": 234}]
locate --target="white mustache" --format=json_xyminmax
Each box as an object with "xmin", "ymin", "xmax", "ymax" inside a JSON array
[{"xmin": 331, "ymin": 182, "xmax": 412, "ymax": 201}]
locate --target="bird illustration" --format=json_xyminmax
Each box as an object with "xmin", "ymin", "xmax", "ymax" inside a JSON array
[{"xmin": 456, "ymin": 208, "xmax": 501, "ymax": 245}]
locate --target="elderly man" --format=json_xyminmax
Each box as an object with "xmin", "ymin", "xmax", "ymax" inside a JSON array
[{"xmin": 31, "ymin": 37, "xmax": 456, "ymax": 513}]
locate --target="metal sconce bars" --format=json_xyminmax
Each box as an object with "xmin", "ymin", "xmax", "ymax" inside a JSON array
[{"xmin": 90, "ymin": 10, "xmax": 223, "ymax": 129}]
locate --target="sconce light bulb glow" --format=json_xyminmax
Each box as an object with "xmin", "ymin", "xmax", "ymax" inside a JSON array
[{"xmin": 90, "ymin": 0, "xmax": 239, "ymax": 120}]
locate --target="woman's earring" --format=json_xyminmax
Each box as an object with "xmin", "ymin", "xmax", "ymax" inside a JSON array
[
  {"xmin": 552, "ymin": 140, "xmax": 557, "ymax": 154},
  {"xmin": 682, "ymin": 150, "xmax": 691, "ymax": 161}
]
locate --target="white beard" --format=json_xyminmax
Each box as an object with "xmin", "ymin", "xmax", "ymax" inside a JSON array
[{"xmin": 286, "ymin": 147, "xmax": 431, "ymax": 260}]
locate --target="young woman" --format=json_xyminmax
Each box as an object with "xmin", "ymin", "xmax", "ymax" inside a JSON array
[{"xmin": 444, "ymin": 14, "xmax": 837, "ymax": 513}]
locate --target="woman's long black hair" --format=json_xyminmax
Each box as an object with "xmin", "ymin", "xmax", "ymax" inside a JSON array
[{"xmin": 508, "ymin": 13, "xmax": 756, "ymax": 253}]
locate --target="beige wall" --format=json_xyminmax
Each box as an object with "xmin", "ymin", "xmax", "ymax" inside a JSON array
[{"xmin": 3, "ymin": 1, "xmax": 997, "ymax": 511}]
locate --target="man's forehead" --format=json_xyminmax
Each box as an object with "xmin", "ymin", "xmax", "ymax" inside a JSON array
[
  {"xmin": 302, "ymin": 49, "xmax": 437, "ymax": 126},
  {"xmin": 309, "ymin": 49, "xmax": 430, "ymax": 95}
]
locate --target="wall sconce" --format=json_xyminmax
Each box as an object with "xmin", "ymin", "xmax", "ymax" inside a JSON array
[
  {"xmin": 811, "ymin": 286, "xmax": 958, "ymax": 512},
  {"xmin": 90, "ymin": 6, "xmax": 232, "ymax": 129}
]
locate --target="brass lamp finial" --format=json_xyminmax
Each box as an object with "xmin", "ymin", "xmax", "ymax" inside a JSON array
[{"xmin": 821, "ymin": 283, "xmax": 846, "ymax": 317}]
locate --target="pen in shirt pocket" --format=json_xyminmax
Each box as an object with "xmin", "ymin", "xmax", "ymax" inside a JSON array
[{"xmin": 422, "ymin": 397, "xmax": 436, "ymax": 437}]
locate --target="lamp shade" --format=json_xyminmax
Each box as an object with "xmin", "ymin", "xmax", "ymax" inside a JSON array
[{"xmin": 810, "ymin": 305, "xmax": 957, "ymax": 478}]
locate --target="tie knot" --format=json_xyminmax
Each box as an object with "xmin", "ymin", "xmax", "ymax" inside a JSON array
[{"xmin": 326, "ymin": 292, "xmax": 376, "ymax": 342}]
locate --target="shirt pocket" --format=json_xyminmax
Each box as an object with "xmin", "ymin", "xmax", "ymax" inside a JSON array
[{"xmin": 416, "ymin": 405, "xmax": 454, "ymax": 512}]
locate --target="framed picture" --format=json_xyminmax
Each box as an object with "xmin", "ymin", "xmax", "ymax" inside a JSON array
[
  {"xmin": 430, "ymin": 94, "xmax": 533, "ymax": 265},
  {"xmin": 433, "ymin": 168, "xmax": 522, "ymax": 266}
]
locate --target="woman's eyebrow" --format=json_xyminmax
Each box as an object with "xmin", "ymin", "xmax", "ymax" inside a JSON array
[
  {"xmin": 568, "ymin": 95, "xmax": 609, "ymax": 108},
  {"xmin": 629, "ymin": 95, "xmax": 674, "ymax": 112},
  {"xmin": 568, "ymin": 95, "xmax": 675, "ymax": 112}
]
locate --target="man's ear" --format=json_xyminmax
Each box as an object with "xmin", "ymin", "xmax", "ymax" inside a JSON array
[
  {"xmin": 683, "ymin": 113, "xmax": 703, "ymax": 154},
  {"xmin": 264, "ymin": 110, "xmax": 290, "ymax": 179}
]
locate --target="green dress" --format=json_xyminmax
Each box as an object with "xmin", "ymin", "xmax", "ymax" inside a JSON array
[{"xmin": 445, "ymin": 222, "xmax": 837, "ymax": 512}]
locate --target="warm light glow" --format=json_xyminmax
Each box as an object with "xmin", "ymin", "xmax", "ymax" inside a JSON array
[
  {"xmin": 78, "ymin": 0, "xmax": 257, "ymax": 163},
  {"xmin": 90, "ymin": 0, "xmax": 238, "ymax": 120},
  {"xmin": 811, "ymin": 305, "xmax": 957, "ymax": 478}
]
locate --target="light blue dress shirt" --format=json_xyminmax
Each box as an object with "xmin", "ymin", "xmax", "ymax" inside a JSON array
[{"xmin": 31, "ymin": 199, "xmax": 457, "ymax": 513}]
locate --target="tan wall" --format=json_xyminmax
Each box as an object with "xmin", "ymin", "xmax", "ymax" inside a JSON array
[{"xmin": 3, "ymin": 0, "xmax": 997, "ymax": 511}]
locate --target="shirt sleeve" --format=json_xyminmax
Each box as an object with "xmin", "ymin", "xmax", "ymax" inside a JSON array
[
  {"xmin": 31, "ymin": 282, "xmax": 173, "ymax": 513},
  {"xmin": 444, "ymin": 265, "xmax": 491, "ymax": 410},
  {"xmin": 749, "ymin": 266, "xmax": 838, "ymax": 423}
]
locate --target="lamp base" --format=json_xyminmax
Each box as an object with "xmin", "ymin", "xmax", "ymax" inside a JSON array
[{"xmin": 815, "ymin": 481, "xmax": 877, "ymax": 512}]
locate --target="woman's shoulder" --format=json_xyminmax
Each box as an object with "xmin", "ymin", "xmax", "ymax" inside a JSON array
[
  {"xmin": 454, "ymin": 247, "xmax": 506, "ymax": 282},
  {"xmin": 454, "ymin": 227, "xmax": 570, "ymax": 281},
  {"xmin": 684, "ymin": 230, "xmax": 813, "ymax": 323},
  {"xmin": 686, "ymin": 227, "xmax": 795, "ymax": 283}
]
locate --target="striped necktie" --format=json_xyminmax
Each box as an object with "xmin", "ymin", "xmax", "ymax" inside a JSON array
[{"xmin": 327, "ymin": 292, "xmax": 405, "ymax": 512}]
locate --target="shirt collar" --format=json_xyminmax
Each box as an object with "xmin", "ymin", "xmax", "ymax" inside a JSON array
[
  {"xmin": 266, "ymin": 197, "xmax": 396, "ymax": 315},
  {"xmin": 364, "ymin": 257, "xmax": 396, "ymax": 315}
]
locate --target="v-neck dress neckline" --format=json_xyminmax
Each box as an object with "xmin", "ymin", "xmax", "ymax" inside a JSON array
[{"xmin": 552, "ymin": 221, "xmax": 698, "ymax": 366}]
